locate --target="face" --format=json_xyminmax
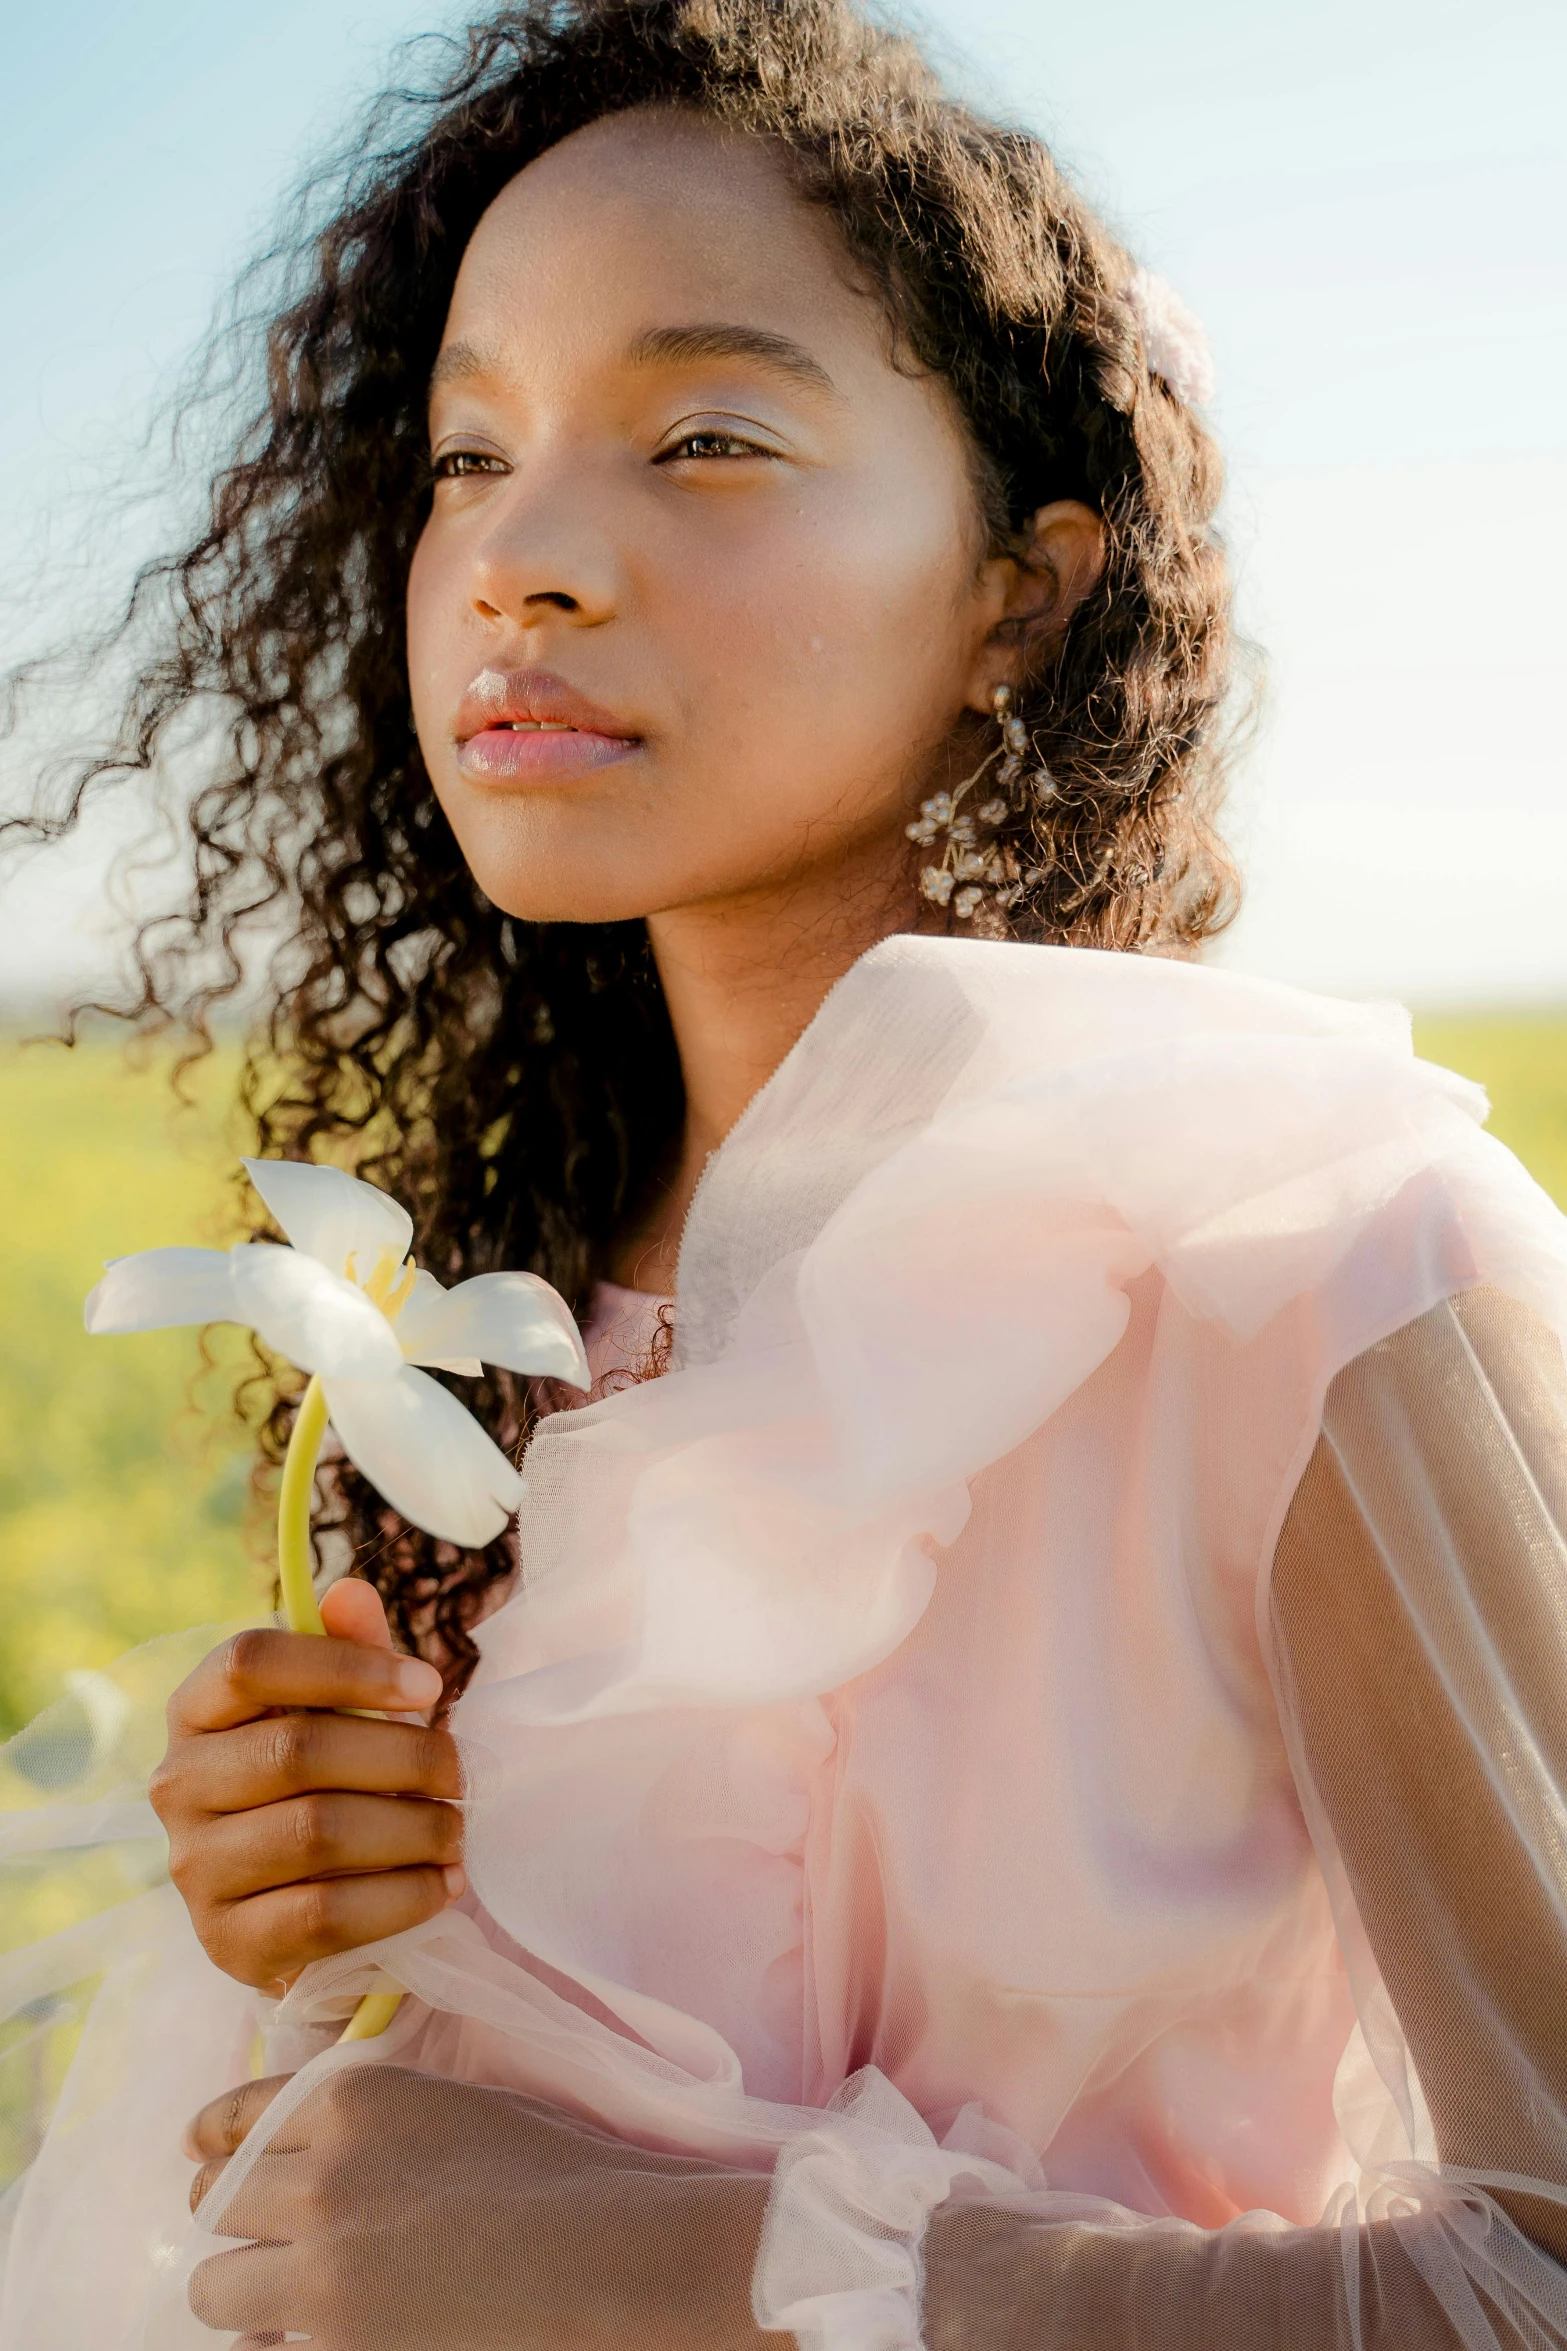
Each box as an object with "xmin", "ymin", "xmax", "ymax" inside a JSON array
[{"xmin": 407, "ymin": 108, "xmax": 1016, "ymax": 930}]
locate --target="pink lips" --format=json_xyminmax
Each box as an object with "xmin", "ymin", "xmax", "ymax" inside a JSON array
[
  {"xmin": 459, "ymin": 727, "xmax": 637, "ymax": 782},
  {"xmin": 452, "ymin": 666, "xmax": 640, "ymax": 787}
]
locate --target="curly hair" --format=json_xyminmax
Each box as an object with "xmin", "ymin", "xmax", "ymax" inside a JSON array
[{"xmin": 4, "ymin": 0, "xmax": 1236, "ymax": 1690}]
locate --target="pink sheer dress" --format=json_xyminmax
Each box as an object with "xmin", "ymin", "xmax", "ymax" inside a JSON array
[{"xmin": 5, "ymin": 934, "xmax": 1567, "ymax": 2348}]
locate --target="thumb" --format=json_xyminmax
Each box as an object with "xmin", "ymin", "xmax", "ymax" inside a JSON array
[{"xmin": 319, "ymin": 1576, "xmax": 393, "ymax": 1650}]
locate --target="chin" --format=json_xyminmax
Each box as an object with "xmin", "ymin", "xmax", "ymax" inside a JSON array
[
  {"xmin": 476, "ymin": 877, "xmax": 664, "ymax": 927},
  {"xmin": 455, "ymin": 822, "xmax": 776, "ymax": 929},
  {"xmin": 435, "ymin": 818, "xmax": 646, "ymax": 925},
  {"xmin": 461, "ymin": 849, "xmax": 683, "ymax": 928}
]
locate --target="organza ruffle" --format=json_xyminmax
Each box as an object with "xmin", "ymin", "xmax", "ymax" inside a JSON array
[{"xmin": 7, "ymin": 938, "xmax": 1567, "ymax": 2347}]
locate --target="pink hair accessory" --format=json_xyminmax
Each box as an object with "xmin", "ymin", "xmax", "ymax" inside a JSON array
[{"xmin": 1124, "ymin": 268, "xmax": 1216, "ymax": 408}]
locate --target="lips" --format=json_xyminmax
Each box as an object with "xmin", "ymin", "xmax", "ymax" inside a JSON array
[{"xmin": 453, "ymin": 665, "xmax": 640, "ymax": 787}]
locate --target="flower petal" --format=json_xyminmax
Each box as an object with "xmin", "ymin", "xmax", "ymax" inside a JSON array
[
  {"xmin": 389, "ymin": 1272, "xmax": 482, "ymax": 1374},
  {"xmin": 242, "ymin": 1158, "xmax": 412, "ymax": 1275},
  {"xmin": 230, "ymin": 1244, "xmax": 403, "ymax": 1380},
  {"xmin": 321, "ymin": 1367, "xmax": 524, "ymax": 1546},
  {"xmin": 396, "ymin": 1270, "xmax": 590, "ymax": 1388},
  {"xmin": 84, "ymin": 1248, "xmax": 237, "ymax": 1335}
]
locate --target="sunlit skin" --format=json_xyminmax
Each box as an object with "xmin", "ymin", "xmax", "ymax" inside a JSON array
[
  {"xmin": 156, "ymin": 107, "xmax": 1103, "ymax": 2342},
  {"xmin": 408, "ymin": 107, "xmax": 1103, "ymax": 1287}
]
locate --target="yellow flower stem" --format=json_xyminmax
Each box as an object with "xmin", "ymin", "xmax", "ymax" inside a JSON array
[
  {"xmin": 277, "ymin": 1370, "xmax": 403, "ymax": 2044},
  {"xmin": 338, "ymin": 1990, "xmax": 405, "ymax": 2041},
  {"xmin": 277, "ymin": 1375, "xmax": 330, "ymax": 1638}
]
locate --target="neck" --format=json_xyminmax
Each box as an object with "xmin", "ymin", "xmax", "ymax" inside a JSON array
[{"xmin": 608, "ymin": 861, "xmax": 914, "ymax": 1292}]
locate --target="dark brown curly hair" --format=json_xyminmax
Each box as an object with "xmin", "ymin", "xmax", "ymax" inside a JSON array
[{"xmin": 5, "ymin": 0, "xmax": 1236, "ymax": 1690}]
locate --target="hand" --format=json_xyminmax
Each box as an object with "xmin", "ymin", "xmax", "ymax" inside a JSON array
[
  {"xmin": 185, "ymin": 2065, "xmax": 779, "ymax": 2349},
  {"xmin": 150, "ymin": 1581, "xmax": 464, "ymax": 1994}
]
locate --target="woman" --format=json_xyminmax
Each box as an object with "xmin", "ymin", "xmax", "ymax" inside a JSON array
[{"xmin": 4, "ymin": 3, "xmax": 1566, "ymax": 2345}]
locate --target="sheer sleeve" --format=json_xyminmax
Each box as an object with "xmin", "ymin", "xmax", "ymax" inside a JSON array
[{"xmin": 917, "ymin": 1286, "xmax": 1567, "ymax": 2349}]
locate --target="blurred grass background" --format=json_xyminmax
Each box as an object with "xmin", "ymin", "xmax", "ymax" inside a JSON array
[
  {"xmin": 1, "ymin": 1012, "xmax": 1565, "ymax": 1740},
  {"xmin": 0, "ymin": 1040, "xmax": 266, "ymax": 1741}
]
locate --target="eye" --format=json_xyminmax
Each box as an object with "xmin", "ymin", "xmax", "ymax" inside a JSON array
[
  {"xmin": 656, "ymin": 428, "xmax": 775, "ymax": 465},
  {"xmin": 430, "ymin": 448, "xmax": 509, "ymax": 482}
]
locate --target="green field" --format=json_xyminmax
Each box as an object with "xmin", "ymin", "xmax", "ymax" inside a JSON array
[
  {"xmin": 2, "ymin": 1013, "xmax": 1566, "ymax": 1739},
  {"xmin": 0, "ymin": 1042, "xmax": 265, "ymax": 1741}
]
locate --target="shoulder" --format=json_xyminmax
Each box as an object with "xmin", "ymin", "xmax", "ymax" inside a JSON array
[{"xmin": 1279, "ymin": 1286, "xmax": 1567, "ymax": 1633}]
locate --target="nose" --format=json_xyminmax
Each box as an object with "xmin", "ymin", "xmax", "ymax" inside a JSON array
[{"xmin": 467, "ymin": 464, "xmax": 620, "ymax": 632}]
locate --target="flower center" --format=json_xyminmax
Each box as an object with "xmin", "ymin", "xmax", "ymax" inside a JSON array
[{"xmin": 345, "ymin": 1245, "xmax": 418, "ymax": 1321}]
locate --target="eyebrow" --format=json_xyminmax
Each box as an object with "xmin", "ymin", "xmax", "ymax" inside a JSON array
[
  {"xmin": 624, "ymin": 323, "xmax": 841, "ymax": 398},
  {"xmin": 428, "ymin": 325, "xmax": 842, "ymax": 401},
  {"xmin": 428, "ymin": 339, "xmax": 496, "ymax": 392}
]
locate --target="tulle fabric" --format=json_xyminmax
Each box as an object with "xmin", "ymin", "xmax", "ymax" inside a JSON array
[
  {"xmin": 4, "ymin": 933, "xmax": 1567, "ymax": 2348},
  {"xmin": 913, "ymin": 1284, "xmax": 1567, "ymax": 2349}
]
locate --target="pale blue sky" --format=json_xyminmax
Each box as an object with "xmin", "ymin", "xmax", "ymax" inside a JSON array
[{"xmin": 2, "ymin": 0, "xmax": 1563, "ymax": 1001}]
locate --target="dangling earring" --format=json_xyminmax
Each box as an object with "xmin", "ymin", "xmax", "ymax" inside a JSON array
[{"xmin": 907, "ymin": 684, "xmax": 1055, "ymax": 927}]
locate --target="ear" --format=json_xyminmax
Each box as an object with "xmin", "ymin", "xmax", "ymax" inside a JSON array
[{"xmin": 963, "ymin": 500, "xmax": 1106, "ymax": 715}]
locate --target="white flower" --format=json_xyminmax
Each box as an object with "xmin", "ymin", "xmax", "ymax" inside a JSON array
[
  {"xmin": 920, "ymin": 866, "xmax": 955, "ymax": 906},
  {"xmin": 953, "ymin": 885, "xmax": 984, "ymax": 920},
  {"xmin": 1124, "ymin": 267, "xmax": 1216, "ymax": 408},
  {"xmin": 84, "ymin": 1158, "xmax": 590, "ymax": 1548}
]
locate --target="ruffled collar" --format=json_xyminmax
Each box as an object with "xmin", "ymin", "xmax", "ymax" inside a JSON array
[{"xmin": 460, "ymin": 935, "xmax": 1494, "ymax": 1737}]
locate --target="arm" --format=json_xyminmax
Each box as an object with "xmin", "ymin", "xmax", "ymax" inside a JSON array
[
  {"xmin": 920, "ymin": 1287, "xmax": 1567, "ymax": 2348},
  {"xmin": 185, "ymin": 2066, "xmax": 777, "ymax": 2350},
  {"xmin": 1270, "ymin": 1286, "xmax": 1567, "ymax": 2263},
  {"xmin": 170, "ymin": 1595, "xmax": 784, "ymax": 2348}
]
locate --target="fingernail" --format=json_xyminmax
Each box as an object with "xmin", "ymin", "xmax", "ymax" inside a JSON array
[
  {"xmin": 393, "ymin": 1657, "xmax": 443, "ymax": 1704},
  {"xmin": 443, "ymin": 1865, "xmax": 467, "ymax": 1900}
]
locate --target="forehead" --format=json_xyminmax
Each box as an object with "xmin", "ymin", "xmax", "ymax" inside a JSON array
[{"xmin": 442, "ymin": 108, "xmax": 883, "ymax": 365}]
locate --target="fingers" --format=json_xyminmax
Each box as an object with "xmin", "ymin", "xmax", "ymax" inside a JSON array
[
  {"xmin": 192, "ymin": 2158, "xmax": 220, "ymax": 2213},
  {"xmin": 156, "ymin": 1627, "xmax": 459, "ymax": 1996},
  {"xmin": 195, "ymin": 2147, "xmax": 316, "ymax": 2240},
  {"xmin": 185, "ymin": 2073, "xmax": 294, "ymax": 2163},
  {"xmin": 205, "ymin": 1863, "xmax": 462, "ymax": 1989},
  {"xmin": 168, "ymin": 1627, "xmax": 442, "ymax": 1736},
  {"xmin": 164, "ymin": 1710, "xmax": 463, "ymax": 1814},
  {"xmin": 193, "ymin": 1788, "xmax": 463, "ymax": 1903},
  {"xmin": 189, "ymin": 2245, "xmax": 300, "ymax": 2338},
  {"xmin": 319, "ymin": 1576, "xmax": 392, "ymax": 1648}
]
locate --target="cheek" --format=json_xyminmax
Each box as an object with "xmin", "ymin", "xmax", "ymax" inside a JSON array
[
  {"xmin": 662, "ymin": 476, "xmax": 980, "ymax": 800},
  {"xmin": 405, "ymin": 527, "xmax": 457, "ymax": 739}
]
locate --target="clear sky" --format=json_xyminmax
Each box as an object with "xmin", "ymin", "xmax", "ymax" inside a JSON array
[{"xmin": 1, "ymin": 0, "xmax": 1562, "ymax": 1006}]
